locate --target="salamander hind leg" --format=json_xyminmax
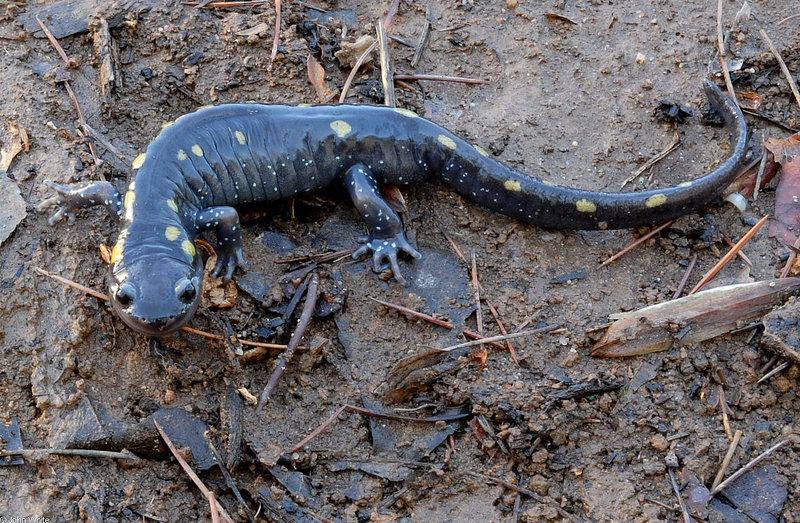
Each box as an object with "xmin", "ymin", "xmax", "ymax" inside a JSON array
[
  {"xmin": 37, "ymin": 180, "xmax": 123, "ymax": 225},
  {"xmin": 344, "ymin": 164, "xmax": 421, "ymax": 285},
  {"xmin": 194, "ymin": 206, "xmax": 249, "ymax": 282}
]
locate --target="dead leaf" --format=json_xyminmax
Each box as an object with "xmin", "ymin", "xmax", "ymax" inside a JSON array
[
  {"xmin": 0, "ymin": 175, "xmax": 26, "ymax": 246},
  {"xmin": 201, "ymin": 254, "xmax": 238, "ymax": 309},
  {"xmin": 380, "ymin": 185, "xmax": 409, "ymax": 216},
  {"xmin": 236, "ymin": 22, "xmax": 268, "ymax": 37},
  {"xmin": 0, "ymin": 122, "xmax": 28, "ymax": 172},
  {"xmin": 592, "ymin": 278, "xmax": 800, "ymax": 357},
  {"xmin": 99, "ymin": 244, "xmax": 112, "ymax": 264},
  {"xmin": 306, "ymin": 54, "xmax": 331, "ymax": 103},
  {"xmin": 734, "ymin": 90, "xmax": 763, "ymax": 110},
  {"xmin": 770, "ymin": 160, "xmax": 800, "ymax": 245},
  {"xmin": 334, "ymin": 34, "xmax": 375, "ymax": 68},
  {"xmin": 764, "ymin": 133, "xmax": 800, "ymax": 164}
]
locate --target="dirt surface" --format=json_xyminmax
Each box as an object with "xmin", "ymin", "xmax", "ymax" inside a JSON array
[{"xmin": 0, "ymin": 0, "xmax": 798, "ymax": 521}]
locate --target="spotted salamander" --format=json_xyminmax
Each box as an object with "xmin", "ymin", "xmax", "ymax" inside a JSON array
[{"xmin": 39, "ymin": 79, "xmax": 747, "ymax": 336}]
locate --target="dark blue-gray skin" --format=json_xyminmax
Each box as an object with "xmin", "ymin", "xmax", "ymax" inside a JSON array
[{"xmin": 38, "ymin": 80, "xmax": 747, "ymax": 337}]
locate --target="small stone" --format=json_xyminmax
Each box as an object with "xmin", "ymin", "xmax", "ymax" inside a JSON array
[
  {"xmin": 650, "ymin": 434, "xmax": 668, "ymax": 451},
  {"xmin": 531, "ymin": 449, "xmax": 549, "ymax": 464},
  {"xmin": 665, "ymin": 450, "xmax": 679, "ymax": 469},
  {"xmin": 641, "ymin": 459, "xmax": 666, "ymax": 475},
  {"xmin": 635, "ymin": 52, "xmax": 646, "ymax": 65}
]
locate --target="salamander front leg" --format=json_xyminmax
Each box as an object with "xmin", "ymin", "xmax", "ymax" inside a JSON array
[
  {"xmin": 194, "ymin": 206, "xmax": 248, "ymax": 281},
  {"xmin": 37, "ymin": 180, "xmax": 123, "ymax": 225},
  {"xmin": 344, "ymin": 164, "xmax": 421, "ymax": 284}
]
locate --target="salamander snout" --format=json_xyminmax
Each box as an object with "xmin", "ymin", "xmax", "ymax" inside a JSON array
[{"xmin": 109, "ymin": 263, "xmax": 202, "ymax": 336}]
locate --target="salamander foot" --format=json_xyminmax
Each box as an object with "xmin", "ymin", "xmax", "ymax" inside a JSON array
[{"xmin": 352, "ymin": 232, "xmax": 421, "ymax": 285}]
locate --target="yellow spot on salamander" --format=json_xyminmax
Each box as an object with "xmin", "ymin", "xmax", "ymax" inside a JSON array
[
  {"xmin": 167, "ymin": 199, "xmax": 179, "ymax": 213},
  {"xmin": 234, "ymin": 130, "xmax": 247, "ymax": 145},
  {"xmin": 504, "ymin": 180, "xmax": 522, "ymax": 192},
  {"xmin": 645, "ymin": 194, "xmax": 668, "ymax": 208},
  {"xmin": 394, "ymin": 107, "xmax": 418, "ymax": 118},
  {"xmin": 124, "ymin": 190, "xmax": 135, "ymax": 210},
  {"xmin": 181, "ymin": 240, "xmax": 196, "ymax": 257},
  {"xmin": 474, "ymin": 144, "xmax": 489, "ymax": 157},
  {"xmin": 161, "ymin": 120, "xmax": 174, "ymax": 130},
  {"xmin": 330, "ymin": 120, "xmax": 352, "ymax": 138},
  {"xmin": 111, "ymin": 242, "xmax": 123, "ymax": 264},
  {"xmin": 165, "ymin": 226, "xmax": 181, "ymax": 241},
  {"xmin": 576, "ymin": 199, "xmax": 596, "ymax": 213},
  {"xmin": 132, "ymin": 153, "xmax": 146, "ymax": 169},
  {"xmin": 197, "ymin": 104, "xmax": 214, "ymax": 110},
  {"xmin": 177, "ymin": 149, "xmax": 188, "ymax": 161},
  {"xmin": 298, "ymin": 103, "xmax": 312, "ymax": 107},
  {"xmin": 438, "ymin": 134, "xmax": 457, "ymax": 150},
  {"xmin": 191, "ymin": 144, "xmax": 204, "ymax": 157},
  {"xmin": 678, "ymin": 181, "xmax": 692, "ymax": 187}
]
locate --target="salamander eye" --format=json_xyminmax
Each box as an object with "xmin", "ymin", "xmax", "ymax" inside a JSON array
[
  {"xmin": 114, "ymin": 282, "xmax": 137, "ymax": 308},
  {"xmin": 176, "ymin": 279, "xmax": 197, "ymax": 304}
]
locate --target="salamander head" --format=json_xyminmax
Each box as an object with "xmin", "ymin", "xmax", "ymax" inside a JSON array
[{"xmin": 109, "ymin": 255, "xmax": 203, "ymax": 336}]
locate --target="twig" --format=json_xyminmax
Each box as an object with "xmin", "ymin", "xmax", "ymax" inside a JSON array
[
  {"xmin": 291, "ymin": 405, "xmax": 346, "ymax": 452},
  {"xmin": 466, "ymin": 472, "xmax": 581, "ymax": 523},
  {"xmin": 753, "ymin": 143, "xmax": 769, "ymax": 201},
  {"xmin": 392, "ymin": 74, "xmax": 489, "ymax": 85},
  {"xmin": 269, "ymin": 0, "xmax": 281, "ymax": 64},
  {"xmin": 643, "ymin": 497, "xmax": 679, "ymax": 513},
  {"xmin": 339, "ymin": 0, "xmax": 401, "ymax": 102},
  {"xmin": 206, "ymin": 439, "xmax": 257, "ymax": 523},
  {"xmin": 718, "ymin": 385, "xmax": 732, "ymax": 441},
  {"xmin": 756, "ymin": 361, "xmax": 789, "ymax": 385},
  {"xmin": 716, "ymin": 0, "xmax": 738, "ymax": 105},
  {"xmin": 439, "ymin": 326, "xmax": 556, "ymax": 352},
  {"xmin": 339, "ymin": 41, "xmax": 377, "ymax": 103},
  {"xmin": 779, "ymin": 234, "xmax": 800, "ymax": 279},
  {"xmin": 620, "ymin": 133, "xmax": 681, "ymax": 189},
  {"xmin": 667, "ymin": 468, "xmax": 692, "ymax": 523},
  {"xmin": 438, "ymin": 225, "xmax": 466, "ymax": 261},
  {"xmin": 344, "ymin": 404, "xmax": 470, "ymax": 423},
  {"xmin": 741, "ymin": 108, "xmax": 799, "ymax": 133},
  {"xmin": 291, "ymin": 404, "xmax": 470, "ymax": 452},
  {"xmin": 711, "ymin": 429, "xmax": 742, "ymax": 490},
  {"xmin": 599, "ymin": 220, "xmax": 674, "ymax": 267},
  {"xmin": 369, "ymin": 296, "xmax": 508, "ymax": 350},
  {"xmin": 36, "ymin": 16, "xmax": 101, "ymax": 171},
  {"xmin": 410, "ymin": 7, "xmax": 431, "ymax": 68},
  {"xmin": 154, "ymin": 419, "xmax": 235, "ymax": 523},
  {"xmin": 36, "ymin": 16, "xmax": 70, "ymax": 63},
  {"xmin": 370, "ymin": 296, "xmax": 454, "ymax": 328},
  {"xmin": 689, "ymin": 214, "xmax": 768, "ymax": 294},
  {"xmin": 672, "ymin": 254, "xmax": 697, "ymax": 299},
  {"xmin": 722, "ymin": 233, "xmax": 752, "ymax": 266},
  {"xmin": 710, "ymin": 438, "xmax": 793, "ymax": 496},
  {"xmin": 257, "ymin": 272, "xmax": 319, "ymax": 411},
  {"xmin": 34, "ymin": 266, "xmax": 306, "ymax": 351},
  {"xmin": 759, "ymin": 28, "xmax": 800, "ymax": 110},
  {"xmin": 486, "ymin": 299, "xmax": 518, "ymax": 364},
  {"xmin": 0, "ymin": 448, "xmax": 140, "ymax": 461},
  {"xmin": 185, "ymin": 0, "xmax": 263, "ymax": 6},
  {"xmin": 375, "ymin": 17, "xmax": 395, "ymax": 107},
  {"xmin": 275, "ymin": 247, "xmax": 355, "ymax": 264},
  {"xmin": 470, "ymin": 250, "xmax": 484, "ymax": 348},
  {"xmin": 778, "ymin": 13, "xmax": 800, "ymax": 24},
  {"xmin": 80, "ymin": 122, "xmax": 133, "ymax": 167},
  {"xmin": 33, "ymin": 266, "xmax": 110, "ymax": 301}
]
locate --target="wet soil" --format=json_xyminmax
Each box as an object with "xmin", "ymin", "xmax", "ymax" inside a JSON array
[{"xmin": 0, "ymin": 0, "xmax": 798, "ymax": 521}]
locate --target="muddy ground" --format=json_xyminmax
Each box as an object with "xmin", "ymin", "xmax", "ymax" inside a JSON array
[{"xmin": 0, "ymin": 0, "xmax": 798, "ymax": 521}]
